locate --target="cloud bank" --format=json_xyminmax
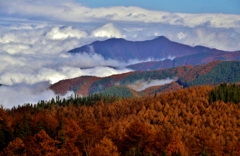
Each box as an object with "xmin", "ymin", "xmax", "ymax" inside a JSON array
[
  {"xmin": 91, "ymin": 23, "xmax": 123, "ymax": 38},
  {"xmin": 1, "ymin": 0, "xmax": 240, "ymax": 29},
  {"xmin": 0, "ymin": 82, "xmax": 74, "ymax": 109},
  {"xmin": 1, "ymin": 1, "xmax": 240, "ymax": 51},
  {"xmin": 127, "ymin": 78, "xmax": 176, "ymax": 91}
]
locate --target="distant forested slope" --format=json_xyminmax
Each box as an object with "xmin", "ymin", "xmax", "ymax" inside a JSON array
[{"xmin": 51, "ymin": 61, "xmax": 240, "ymax": 98}]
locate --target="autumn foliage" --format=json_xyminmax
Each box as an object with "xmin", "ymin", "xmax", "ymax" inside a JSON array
[{"xmin": 1, "ymin": 85, "xmax": 240, "ymax": 155}]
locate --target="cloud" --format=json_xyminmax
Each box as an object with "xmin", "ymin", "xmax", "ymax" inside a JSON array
[
  {"xmin": 1, "ymin": 0, "xmax": 240, "ymax": 29},
  {"xmin": 1, "ymin": 1, "xmax": 240, "ymax": 51},
  {"xmin": 119, "ymin": 24, "xmax": 240, "ymax": 51},
  {"xmin": 174, "ymin": 26, "xmax": 240, "ymax": 51},
  {"xmin": 127, "ymin": 78, "xmax": 176, "ymax": 91},
  {"xmin": 0, "ymin": 25, "xmax": 85, "ymax": 55},
  {"xmin": 91, "ymin": 23, "xmax": 123, "ymax": 38},
  {"xmin": 0, "ymin": 82, "xmax": 74, "ymax": 109},
  {"xmin": 0, "ymin": 53, "xmax": 133, "ymax": 86},
  {"xmin": 46, "ymin": 26, "xmax": 88, "ymax": 40},
  {"xmin": 177, "ymin": 32, "xmax": 186, "ymax": 40}
]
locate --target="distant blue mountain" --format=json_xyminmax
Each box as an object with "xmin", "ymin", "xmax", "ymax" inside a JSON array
[
  {"xmin": 127, "ymin": 51, "xmax": 240, "ymax": 70},
  {"xmin": 68, "ymin": 36, "xmax": 229, "ymax": 61}
]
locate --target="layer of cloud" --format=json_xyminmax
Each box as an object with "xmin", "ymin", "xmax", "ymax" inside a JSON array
[
  {"xmin": 1, "ymin": 1, "xmax": 240, "ymax": 51},
  {"xmin": 1, "ymin": 0, "xmax": 240, "ymax": 29},
  {"xmin": 127, "ymin": 78, "xmax": 176, "ymax": 91},
  {"xmin": 91, "ymin": 23, "xmax": 123, "ymax": 38},
  {"xmin": 0, "ymin": 82, "xmax": 74, "ymax": 109},
  {"xmin": 0, "ymin": 52, "xmax": 132, "ymax": 86},
  {"xmin": 120, "ymin": 24, "xmax": 240, "ymax": 51},
  {"xmin": 46, "ymin": 26, "xmax": 88, "ymax": 40}
]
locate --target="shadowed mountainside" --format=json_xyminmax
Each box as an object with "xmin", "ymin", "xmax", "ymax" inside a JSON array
[
  {"xmin": 127, "ymin": 51, "xmax": 240, "ymax": 70},
  {"xmin": 69, "ymin": 36, "xmax": 232, "ymax": 61}
]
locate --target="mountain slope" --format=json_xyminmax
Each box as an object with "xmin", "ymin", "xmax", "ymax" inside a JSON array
[
  {"xmin": 178, "ymin": 61, "xmax": 240, "ymax": 87},
  {"xmin": 69, "ymin": 36, "xmax": 230, "ymax": 61},
  {"xmin": 51, "ymin": 65, "xmax": 192, "ymax": 96},
  {"xmin": 100, "ymin": 86, "xmax": 142, "ymax": 98},
  {"xmin": 127, "ymin": 51, "xmax": 240, "ymax": 70},
  {"xmin": 51, "ymin": 61, "xmax": 240, "ymax": 97},
  {"xmin": 50, "ymin": 76, "xmax": 101, "ymax": 96}
]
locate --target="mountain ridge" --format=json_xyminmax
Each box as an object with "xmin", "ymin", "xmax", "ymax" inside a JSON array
[
  {"xmin": 69, "ymin": 36, "xmax": 232, "ymax": 61},
  {"xmin": 127, "ymin": 51, "xmax": 240, "ymax": 70}
]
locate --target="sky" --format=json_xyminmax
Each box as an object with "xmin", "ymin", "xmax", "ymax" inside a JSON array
[
  {"xmin": 77, "ymin": 0, "xmax": 240, "ymax": 14},
  {"xmin": 0, "ymin": 0, "xmax": 240, "ymax": 108}
]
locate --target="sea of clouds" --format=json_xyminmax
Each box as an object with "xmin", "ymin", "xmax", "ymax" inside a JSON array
[{"xmin": 0, "ymin": 0, "xmax": 240, "ymax": 108}]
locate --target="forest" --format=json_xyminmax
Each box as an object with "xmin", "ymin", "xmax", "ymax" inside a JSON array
[{"xmin": 1, "ymin": 84, "xmax": 240, "ymax": 155}]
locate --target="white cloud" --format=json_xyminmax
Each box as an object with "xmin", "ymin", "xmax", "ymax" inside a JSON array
[
  {"xmin": 46, "ymin": 26, "xmax": 88, "ymax": 40},
  {"xmin": 0, "ymin": 53, "xmax": 132, "ymax": 86},
  {"xmin": 127, "ymin": 78, "xmax": 176, "ymax": 91},
  {"xmin": 119, "ymin": 24, "xmax": 240, "ymax": 51},
  {"xmin": 0, "ymin": 82, "xmax": 75, "ymax": 109},
  {"xmin": 1, "ymin": 0, "xmax": 240, "ymax": 29},
  {"xmin": 82, "ymin": 66, "xmax": 131, "ymax": 78},
  {"xmin": 177, "ymin": 32, "xmax": 186, "ymax": 40},
  {"xmin": 91, "ymin": 23, "xmax": 123, "ymax": 38},
  {"xmin": 174, "ymin": 26, "xmax": 240, "ymax": 51}
]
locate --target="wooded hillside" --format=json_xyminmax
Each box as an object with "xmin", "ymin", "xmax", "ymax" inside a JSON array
[{"xmin": 1, "ymin": 85, "xmax": 240, "ymax": 155}]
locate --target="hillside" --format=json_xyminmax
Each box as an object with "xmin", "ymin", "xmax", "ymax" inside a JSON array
[
  {"xmin": 50, "ymin": 76, "xmax": 101, "ymax": 96},
  {"xmin": 100, "ymin": 86, "xmax": 142, "ymax": 98},
  {"xmin": 51, "ymin": 61, "xmax": 240, "ymax": 98},
  {"xmin": 68, "ymin": 36, "xmax": 232, "ymax": 61},
  {"xmin": 51, "ymin": 65, "xmax": 192, "ymax": 96},
  {"xmin": 127, "ymin": 51, "xmax": 240, "ymax": 71},
  {"xmin": 2, "ymin": 86, "xmax": 240, "ymax": 155},
  {"xmin": 178, "ymin": 61, "xmax": 240, "ymax": 87}
]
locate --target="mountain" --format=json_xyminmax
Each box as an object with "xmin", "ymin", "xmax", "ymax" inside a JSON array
[
  {"xmin": 50, "ymin": 65, "xmax": 191, "ymax": 96},
  {"xmin": 68, "ymin": 36, "xmax": 230, "ymax": 61},
  {"xmin": 178, "ymin": 61, "xmax": 240, "ymax": 87},
  {"xmin": 50, "ymin": 72, "xmax": 134, "ymax": 96},
  {"xmin": 51, "ymin": 60, "xmax": 240, "ymax": 97},
  {"xmin": 127, "ymin": 51, "xmax": 240, "ymax": 70},
  {"xmin": 50, "ymin": 76, "xmax": 101, "ymax": 96}
]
